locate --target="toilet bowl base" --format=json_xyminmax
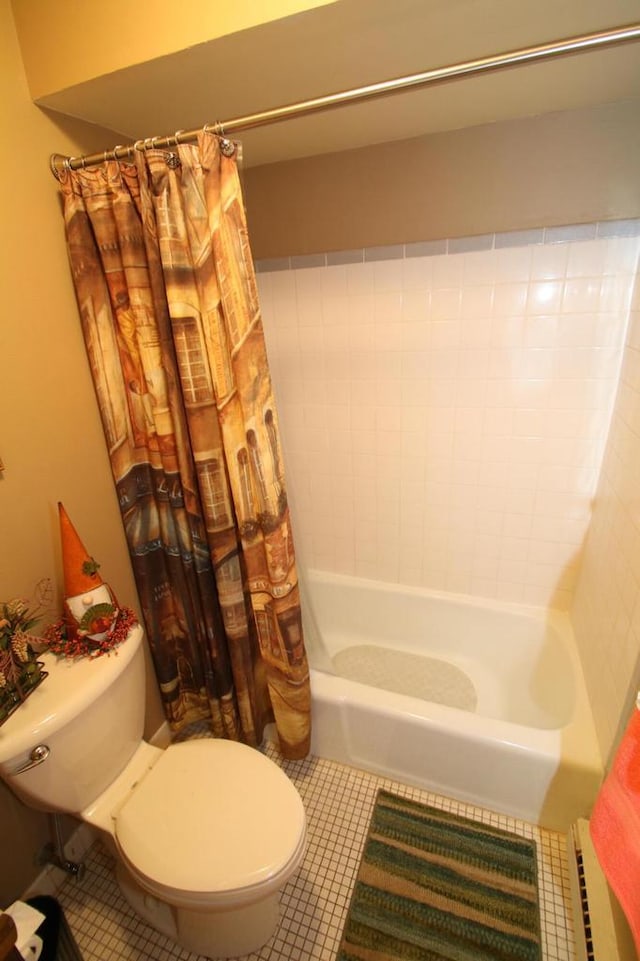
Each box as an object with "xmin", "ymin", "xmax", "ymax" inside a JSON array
[
  {"xmin": 116, "ymin": 862, "xmax": 179, "ymax": 942},
  {"xmin": 116, "ymin": 861, "xmax": 281, "ymax": 958},
  {"xmin": 177, "ymin": 896, "xmax": 280, "ymax": 958}
]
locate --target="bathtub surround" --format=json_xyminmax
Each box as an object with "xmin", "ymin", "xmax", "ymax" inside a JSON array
[
  {"xmin": 572, "ymin": 268, "xmax": 640, "ymax": 762},
  {"xmin": 256, "ymin": 220, "xmax": 640, "ymax": 772},
  {"xmin": 258, "ymin": 222, "xmax": 640, "ymax": 611}
]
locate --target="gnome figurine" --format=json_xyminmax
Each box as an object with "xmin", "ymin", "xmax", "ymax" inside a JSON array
[{"xmin": 58, "ymin": 503, "xmax": 120, "ymax": 643}]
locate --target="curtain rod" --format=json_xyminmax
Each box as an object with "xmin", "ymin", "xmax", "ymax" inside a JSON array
[{"xmin": 50, "ymin": 21, "xmax": 640, "ymax": 179}]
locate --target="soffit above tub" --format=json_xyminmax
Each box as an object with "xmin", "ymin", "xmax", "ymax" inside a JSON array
[
  {"xmin": 13, "ymin": 0, "xmax": 640, "ymax": 169},
  {"xmin": 10, "ymin": 0, "xmax": 339, "ymax": 100}
]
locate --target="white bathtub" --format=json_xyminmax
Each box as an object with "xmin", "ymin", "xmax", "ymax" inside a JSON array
[{"xmin": 302, "ymin": 570, "xmax": 603, "ymax": 832}]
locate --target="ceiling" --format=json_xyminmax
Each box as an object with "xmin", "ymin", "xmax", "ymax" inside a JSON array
[{"xmin": 32, "ymin": 0, "xmax": 640, "ymax": 168}]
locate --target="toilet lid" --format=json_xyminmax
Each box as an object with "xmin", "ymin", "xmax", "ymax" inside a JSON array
[{"xmin": 114, "ymin": 739, "xmax": 306, "ymax": 901}]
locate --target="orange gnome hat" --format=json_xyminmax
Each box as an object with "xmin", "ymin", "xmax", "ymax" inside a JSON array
[{"xmin": 58, "ymin": 502, "xmax": 104, "ymax": 597}]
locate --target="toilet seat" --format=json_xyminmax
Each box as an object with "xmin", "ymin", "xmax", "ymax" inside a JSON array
[{"xmin": 114, "ymin": 739, "xmax": 306, "ymax": 909}]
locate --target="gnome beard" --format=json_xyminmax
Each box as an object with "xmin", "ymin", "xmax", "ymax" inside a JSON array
[{"xmin": 64, "ymin": 584, "xmax": 119, "ymax": 642}]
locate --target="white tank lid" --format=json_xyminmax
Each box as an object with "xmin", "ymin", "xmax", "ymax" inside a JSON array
[
  {"xmin": 0, "ymin": 625, "xmax": 144, "ymax": 767},
  {"xmin": 115, "ymin": 739, "xmax": 306, "ymax": 904}
]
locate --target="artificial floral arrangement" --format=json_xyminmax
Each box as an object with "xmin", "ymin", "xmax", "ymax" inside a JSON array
[
  {"xmin": 0, "ymin": 579, "xmax": 51, "ymax": 723},
  {"xmin": 43, "ymin": 503, "xmax": 138, "ymax": 660},
  {"xmin": 44, "ymin": 604, "xmax": 138, "ymax": 659}
]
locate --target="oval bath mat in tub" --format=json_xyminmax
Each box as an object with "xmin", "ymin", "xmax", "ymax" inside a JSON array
[{"xmin": 332, "ymin": 644, "xmax": 477, "ymax": 712}]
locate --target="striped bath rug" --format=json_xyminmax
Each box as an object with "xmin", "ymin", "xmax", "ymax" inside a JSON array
[{"xmin": 337, "ymin": 789, "xmax": 541, "ymax": 961}]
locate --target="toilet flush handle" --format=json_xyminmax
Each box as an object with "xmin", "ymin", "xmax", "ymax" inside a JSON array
[{"xmin": 13, "ymin": 744, "xmax": 50, "ymax": 775}]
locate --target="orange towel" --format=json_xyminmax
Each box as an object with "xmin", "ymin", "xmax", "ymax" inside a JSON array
[{"xmin": 590, "ymin": 705, "xmax": 640, "ymax": 957}]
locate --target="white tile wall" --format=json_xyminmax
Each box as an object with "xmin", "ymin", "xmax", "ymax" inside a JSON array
[
  {"xmin": 259, "ymin": 233, "xmax": 640, "ymax": 611},
  {"xmin": 572, "ymin": 268, "xmax": 640, "ymax": 762}
]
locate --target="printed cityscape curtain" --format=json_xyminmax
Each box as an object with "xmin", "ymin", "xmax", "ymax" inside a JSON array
[{"xmin": 57, "ymin": 131, "xmax": 310, "ymax": 759}]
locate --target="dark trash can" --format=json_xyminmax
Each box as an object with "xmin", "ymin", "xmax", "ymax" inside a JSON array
[{"xmin": 25, "ymin": 898, "xmax": 83, "ymax": 961}]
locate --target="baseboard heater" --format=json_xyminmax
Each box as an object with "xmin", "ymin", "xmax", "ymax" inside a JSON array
[{"xmin": 567, "ymin": 819, "xmax": 637, "ymax": 961}]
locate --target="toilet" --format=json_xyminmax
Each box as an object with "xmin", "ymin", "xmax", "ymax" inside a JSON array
[{"xmin": 0, "ymin": 624, "xmax": 307, "ymax": 958}]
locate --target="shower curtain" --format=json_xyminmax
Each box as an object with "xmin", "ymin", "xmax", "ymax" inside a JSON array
[{"xmin": 57, "ymin": 131, "xmax": 310, "ymax": 759}]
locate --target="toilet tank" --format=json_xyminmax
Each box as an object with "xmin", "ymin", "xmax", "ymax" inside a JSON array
[{"xmin": 0, "ymin": 624, "xmax": 146, "ymax": 815}]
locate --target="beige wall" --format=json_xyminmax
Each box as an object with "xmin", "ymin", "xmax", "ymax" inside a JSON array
[
  {"xmin": 244, "ymin": 99, "xmax": 640, "ymax": 260},
  {"xmin": 11, "ymin": 0, "xmax": 334, "ymax": 100},
  {"xmin": 0, "ymin": 0, "xmax": 163, "ymax": 906}
]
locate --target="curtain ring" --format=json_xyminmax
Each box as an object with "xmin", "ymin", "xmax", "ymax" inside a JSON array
[
  {"xmin": 49, "ymin": 153, "xmax": 68, "ymax": 181},
  {"xmin": 220, "ymin": 138, "xmax": 236, "ymax": 158},
  {"xmin": 173, "ymin": 129, "xmax": 185, "ymax": 146},
  {"xmin": 204, "ymin": 121, "xmax": 235, "ymax": 156}
]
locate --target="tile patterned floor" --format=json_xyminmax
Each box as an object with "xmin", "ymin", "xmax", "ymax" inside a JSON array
[{"xmin": 53, "ymin": 743, "xmax": 577, "ymax": 961}]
